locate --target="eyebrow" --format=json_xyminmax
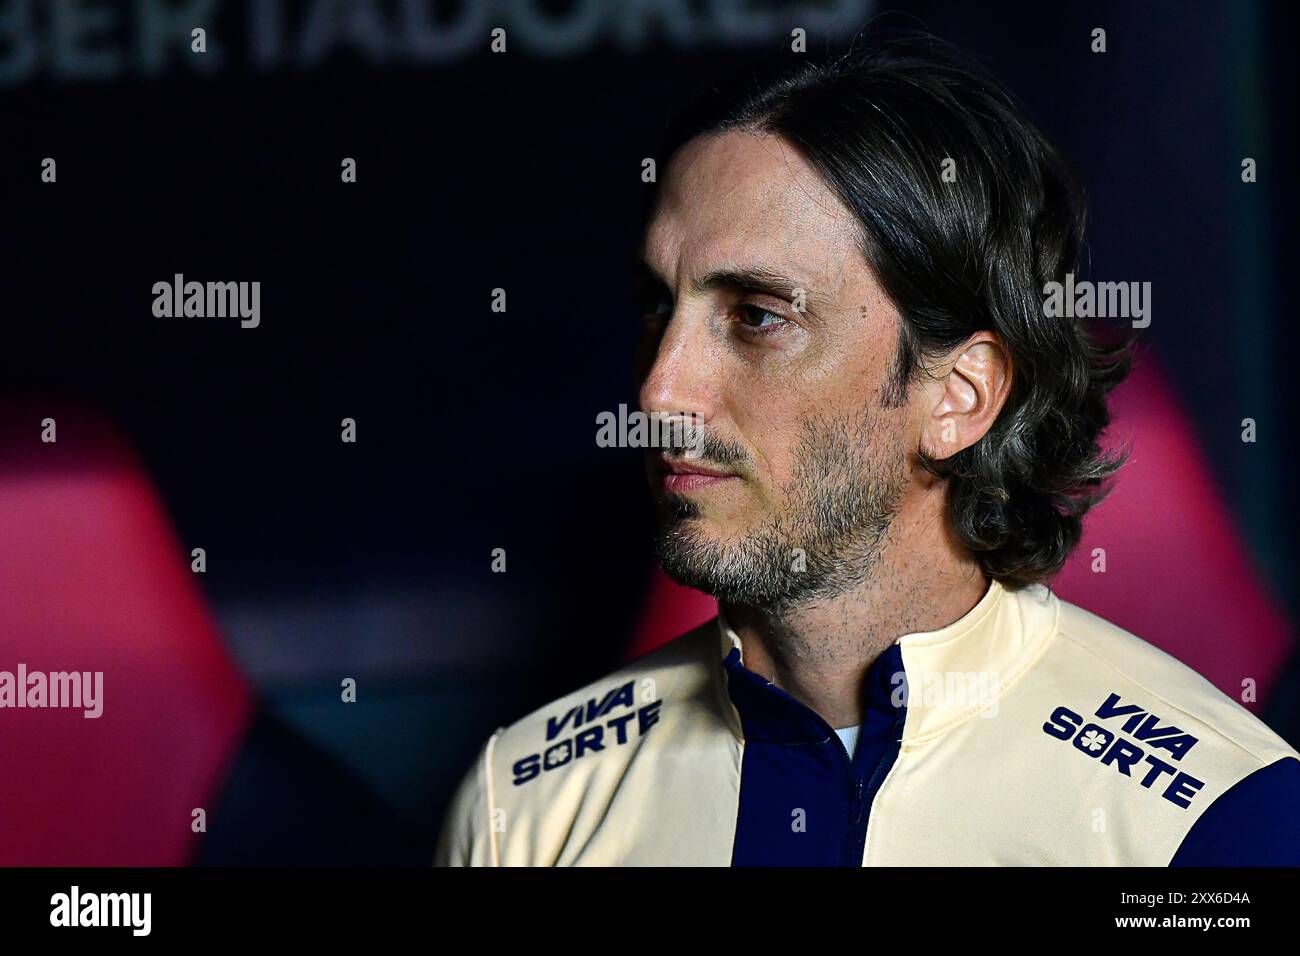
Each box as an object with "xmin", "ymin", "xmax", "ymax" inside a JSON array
[{"xmin": 638, "ymin": 259, "xmax": 827, "ymax": 312}]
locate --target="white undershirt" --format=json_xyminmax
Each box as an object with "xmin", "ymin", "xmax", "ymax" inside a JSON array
[{"xmin": 835, "ymin": 725, "xmax": 861, "ymax": 760}]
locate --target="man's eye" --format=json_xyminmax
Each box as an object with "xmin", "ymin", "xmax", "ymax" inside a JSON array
[{"xmin": 738, "ymin": 304, "xmax": 788, "ymax": 332}]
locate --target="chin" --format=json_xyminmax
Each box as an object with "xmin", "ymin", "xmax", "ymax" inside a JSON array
[{"xmin": 658, "ymin": 505, "xmax": 735, "ymax": 542}]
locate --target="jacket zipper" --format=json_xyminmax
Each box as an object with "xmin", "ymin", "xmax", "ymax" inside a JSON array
[
  {"xmin": 850, "ymin": 779, "xmax": 867, "ymax": 824},
  {"xmin": 842, "ymin": 707, "xmax": 906, "ymax": 865}
]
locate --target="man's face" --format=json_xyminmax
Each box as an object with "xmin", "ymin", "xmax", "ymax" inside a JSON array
[{"xmin": 637, "ymin": 130, "xmax": 919, "ymax": 608}]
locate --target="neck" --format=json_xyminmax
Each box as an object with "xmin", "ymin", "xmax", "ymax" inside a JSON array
[{"xmin": 720, "ymin": 500, "xmax": 989, "ymax": 730}]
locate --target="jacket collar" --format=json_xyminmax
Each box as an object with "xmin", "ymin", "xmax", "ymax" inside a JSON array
[{"xmin": 714, "ymin": 578, "xmax": 1059, "ymax": 745}]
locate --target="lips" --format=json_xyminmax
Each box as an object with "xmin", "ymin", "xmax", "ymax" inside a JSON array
[{"xmin": 658, "ymin": 457, "xmax": 737, "ymax": 494}]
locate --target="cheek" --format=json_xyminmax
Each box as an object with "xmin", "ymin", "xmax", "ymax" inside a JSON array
[
  {"xmin": 729, "ymin": 412, "xmax": 808, "ymax": 500},
  {"xmin": 720, "ymin": 323, "xmax": 898, "ymax": 480}
]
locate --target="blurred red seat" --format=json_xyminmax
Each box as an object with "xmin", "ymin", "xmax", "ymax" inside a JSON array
[{"xmin": 0, "ymin": 400, "xmax": 253, "ymax": 865}]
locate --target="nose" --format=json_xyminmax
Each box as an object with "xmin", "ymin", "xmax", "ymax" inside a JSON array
[{"xmin": 637, "ymin": 311, "xmax": 717, "ymax": 428}]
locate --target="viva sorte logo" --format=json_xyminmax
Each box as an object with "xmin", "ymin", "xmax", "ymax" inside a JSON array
[
  {"xmin": 1042, "ymin": 693, "xmax": 1204, "ymax": 809},
  {"xmin": 512, "ymin": 679, "xmax": 663, "ymax": 786}
]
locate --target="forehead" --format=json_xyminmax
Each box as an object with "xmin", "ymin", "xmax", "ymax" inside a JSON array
[{"xmin": 643, "ymin": 130, "xmax": 863, "ymax": 285}]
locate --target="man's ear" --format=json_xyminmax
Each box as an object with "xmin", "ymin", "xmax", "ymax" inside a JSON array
[{"xmin": 917, "ymin": 332, "xmax": 1013, "ymax": 460}]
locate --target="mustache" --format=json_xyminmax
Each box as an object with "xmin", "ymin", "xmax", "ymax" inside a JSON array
[{"xmin": 660, "ymin": 429, "xmax": 751, "ymax": 470}]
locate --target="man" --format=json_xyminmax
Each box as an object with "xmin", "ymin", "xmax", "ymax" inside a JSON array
[{"xmin": 435, "ymin": 37, "xmax": 1300, "ymax": 866}]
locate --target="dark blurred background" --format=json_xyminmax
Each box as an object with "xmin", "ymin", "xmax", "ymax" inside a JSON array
[{"xmin": 1, "ymin": 0, "xmax": 1297, "ymax": 864}]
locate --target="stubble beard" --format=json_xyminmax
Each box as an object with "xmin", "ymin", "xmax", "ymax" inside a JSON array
[{"xmin": 653, "ymin": 405, "xmax": 909, "ymax": 614}]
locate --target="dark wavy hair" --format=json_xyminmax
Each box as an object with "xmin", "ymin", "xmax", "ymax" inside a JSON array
[{"xmin": 646, "ymin": 34, "xmax": 1132, "ymax": 588}]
